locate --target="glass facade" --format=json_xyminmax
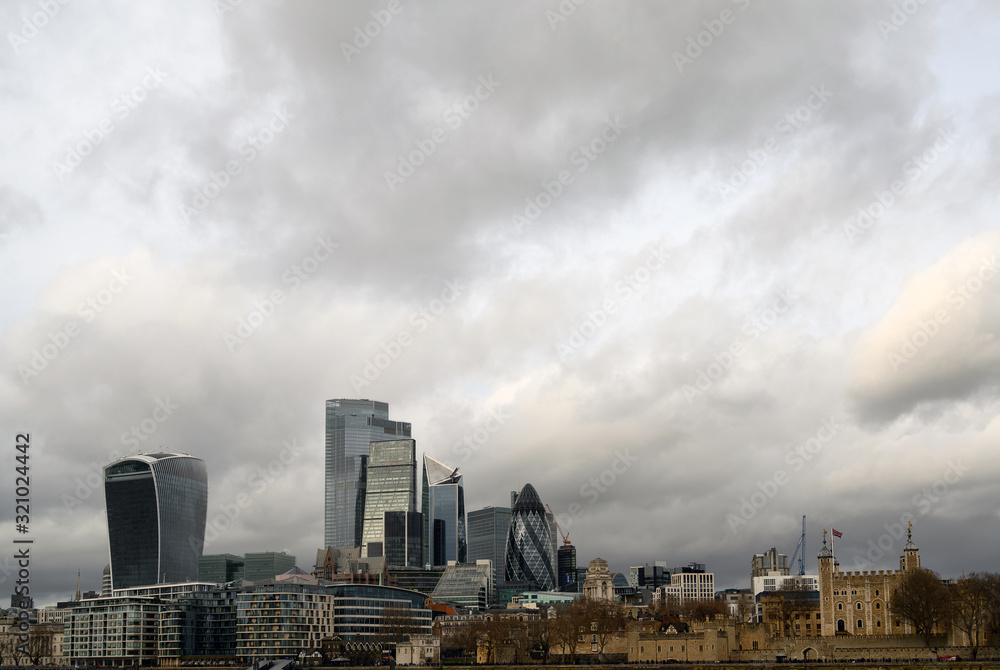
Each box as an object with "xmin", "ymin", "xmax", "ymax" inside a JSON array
[
  {"xmin": 105, "ymin": 453, "xmax": 208, "ymax": 590},
  {"xmin": 198, "ymin": 554, "xmax": 245, "ymax": 584},
  {"xmin": 325, "ymin": 399, "xmax": 411, "ymax": 549},
  {"xmin": 64, "ymin": 581, "xmax": 432, "ymax": 666},
  {"xmin": 384, "ymin": 511, "xmax": 423, "ymax": 568},
  {"xmin": 422, "ymin": 454, "xmax": 466, "ymax": 565},
  {"xmin": 468, "ymin": 506, "xmax": 510, "ymax": 605},
  {"xmin": 361, "ymin": 439, "xmax": 417, "ymax": 552},
  {"xmin": 243, "ymin": 551, "xmax": 296, "ymax": 582},
  {"xmin": 558, "ymin": 544, "xmax": 577, "ymax": 590},
  {"xmin": 430, "ymin": 561, "xmax": 492, "ymax": 611},
  {"xmin": 504, "ymin": 483, "xmax": 555, "ymax": 592}
]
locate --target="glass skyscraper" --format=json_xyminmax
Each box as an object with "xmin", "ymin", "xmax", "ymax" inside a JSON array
[
  {"xmin": 422, "ymin": 454, "xmax": 466, "ymax": 565},
  {"xmin": 504, "ymin": 483, "xmax": 555, "ymax": 591},
  {"xmin": 325, "ymin": 399, "xmax": 411, "ymax": 549},
  {"xmin": 384, "ymin": 510, "xmax": 424, "ymax": 568},
  {"xmin": 104, "ymin": 452, "xmax": 208, "ymax": 590},
  {"xmin": 468, "ymin": 506, "xmax": 511, "ymax": 604},
  {"xmin": 360, "ymin": 439, "xmax": 417, "ymax": 554}
]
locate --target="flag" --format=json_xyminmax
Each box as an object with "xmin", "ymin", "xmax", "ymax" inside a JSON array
[{"xmin": 832, "ymin": 528, "xmax": 843, "ymax": 538}]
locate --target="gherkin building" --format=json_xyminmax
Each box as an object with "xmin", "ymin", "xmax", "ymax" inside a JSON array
[{"xmin": 504, "ymin": 483, "xmax": 555, "ymax": 591}]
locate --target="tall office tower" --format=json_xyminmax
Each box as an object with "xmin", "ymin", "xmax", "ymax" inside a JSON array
[
  {"xmin": 546, "ymin": 511, "xmax": 558, "ymax": 582},
  {"xmin": 384, "ymin": 511, "xmax": 424, "ymax": 568},
  {"xmin": 751, "ymin": 547, "xmax": 790, "ymax": 579},
  {"xmin": 198, "ymin": 553, "xmax": 245, "ymax": 584},
  {"xmin": 361, "ymin": 440, "xmax": 417, "ymax": 555},
  {"xmin": 557, "ymin": 543, "xmax": 577, "ymax": 591},
  {"xmin": 243, "ymin": 551, "xmax": 296, "ymax": 582},
  {"xmin": 325, "ymin": 399, "xmax": 411, "ymax": 549},
  {"xmin": 468, "ymin": 506, "xmax": 511, "ymax": 604},
  {"xmin": 104, "ymin": 453, "xmax": 208, "ymax": 590},
  {"xmin": 504, "ymin": 483, "xmax": 556, "ymax": 591},
  {"xmin": 422, "ymin": 454, "xmax": 466, "ymax": 565}
]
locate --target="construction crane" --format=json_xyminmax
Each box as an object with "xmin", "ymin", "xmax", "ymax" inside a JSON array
[
  {"xmin": 788, "ymin": 515, "xmax": 806, "ymax": 575},
  {"xmin": 545, "ymin": 504, "xmax": 572, "ymax": 545}
]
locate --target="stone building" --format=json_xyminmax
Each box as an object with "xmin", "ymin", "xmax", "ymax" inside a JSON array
[
  {"xmin": 582, "ymin": 558, "xmax": 616, "ymax": 601},
  {"xmin": 817, "ymin": 528, "xmax": 921, "ymax": 637}
]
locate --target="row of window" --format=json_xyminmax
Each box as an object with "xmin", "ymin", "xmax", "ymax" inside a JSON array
[{"xmin": 835, "ymin": 601, "xmax": 882, "ymax": 610}]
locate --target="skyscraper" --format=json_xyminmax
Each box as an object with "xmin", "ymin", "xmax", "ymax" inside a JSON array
[
  {"xmin": 504, "ymin": 483, "xmax": 555, "ymax": 591},
  {"xmin": 422, "ymin": 454, "xmax": 466, "ymax": 565},
  {"xmin": 468, "ymin": 506, "xmax": 511, "ymax": 604},
  {"xmin": 384, "ymin": 511, "xmax": 424, "ymax": 568},
  {"xmin": 557, "ymin": 543, "xmax": 577, "ymax": 591},
  {"xmin": 361, "ymin": 439, "xmax": 417, "ymax": 555},
  {"xmin": 325, "ymin": 399, "xmax": 411, "ymax": 549},
  {"xmin": 104, "ymin": 452, "xmax": 208, "ymax": 590}
]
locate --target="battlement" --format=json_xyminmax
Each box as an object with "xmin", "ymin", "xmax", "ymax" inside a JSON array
[{"xmin": 838, "ymin": 569, "xmax": 898, "ymax": 578}]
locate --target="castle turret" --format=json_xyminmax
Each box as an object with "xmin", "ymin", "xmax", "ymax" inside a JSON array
[
  {"xmin": 900, "ymin": 522, "xmax": 920, "ymax": 572},
  {"xmin": 818, "ymin": 530, "xmax": 837, "ymax": 636}
]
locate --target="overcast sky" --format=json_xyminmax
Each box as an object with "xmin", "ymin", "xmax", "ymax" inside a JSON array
[{"xmin": 2, "ymin": 0, "xmax": 1000, "ymax": 607}]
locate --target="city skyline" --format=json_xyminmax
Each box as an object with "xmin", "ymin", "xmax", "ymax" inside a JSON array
[{"xmin": 2, "ymin": 1, "xmax": 1000, "ymax": 608}]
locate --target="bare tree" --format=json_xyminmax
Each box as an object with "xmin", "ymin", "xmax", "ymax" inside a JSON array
[
  {"xmin": 893, "ymin": 568, "xmax": 950, "ymax": 647},
  {"xmin": 773, "ymin": 583, "xmax": 818, "ymax": 639},
  {"xmin": 379, "ymin": 605, "xmax": 418, "ymax": 652},
  {"xmin": 686, "ymin": 598, "xmax": 727, "ymax": 622},
  {"xmin": 0, "ymin": 626, "xmax": 14, "ymax": 667},
  {"xmin": 439, "ymin": 619, "xmax": 478, "ymax": 663},
  {"xmin": 527, "ymin": 614, "xmax": 555, "ymax": 663},
  {"xmin": 950, "ymin": 573, "xmax": 993, "ymax": 660},
  {"xmin": 479, "ymin": 617, "xmax": 525, "ymax": 664},
  {"xmin": 551, "ymin": 601, "xmax": 586, "ymax": 663},
  {"xmin": 981, "ymin": 573, "xmax": 1000, "ymax": 650},
  {"xmin": 582, "ymin": 597, "xmax": 627, "ymax": 662},
  {"xmin": 22, "ymin": 625, "xmax": 54, "ymax": 666}
]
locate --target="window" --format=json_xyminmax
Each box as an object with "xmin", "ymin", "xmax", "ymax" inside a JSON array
[
  {"xmin": 857, "ymin": 619, "xmax": 863, "ymax": 628},
  {"xmin": 857, "ymin": 602, "xmax": 862, "ymax": 609},
  {"xmin": 837, "ymin": 603, "xmax": 843, "ymax": 610}
]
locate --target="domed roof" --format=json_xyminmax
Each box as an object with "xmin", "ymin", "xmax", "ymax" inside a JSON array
[{"xmin": 512, "ymin": 483, "xmax": 546, "ymax": 514}]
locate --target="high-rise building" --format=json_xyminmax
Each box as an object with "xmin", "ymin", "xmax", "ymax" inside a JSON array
[
  {"xmin": 422, "ymin": 454, "xmax": 466, "ymax": 565},
  {"xmin": 361, "ymin": 439, "xmax": 417, "ymax": 555},
  {"xmin": 243, "ymin": 551, "xmax": 296, "ymax": 582},
  {"xmin": 751, "ymin": 547, "xmax": 790, "ymax": 579},
  {"xmin": 431, "ymin": 560, "xmax": 493, "ymax": 611},
  {"xmin": 325, "ymin": 399, "xmax": 411, "ymax": 549},
  {"xmin": 504, "ymin": 483, "xmax": 555, "ymax": 592},
  {"xmin": 198, "ymin": 553, "xmax": 245, "ymax": 583},
  {"xmin": 101, "ymin": 564, "xmax": 112, "ymax": 596},
  {"xmin": 468, "ymin": 506, "xmax": 511, "ymax": 603},
  {"xmin": 654, "ymin": 563, "xmax": 716, "ymax": 605},
  {"xmin": 104, "ymin": 453, "xmax": 208, "ymax": 590},
  {"xmin": 546, "ymin": 511, "xmax": 558, "ymax": 581},
  {"xmin": 557, "ymin": 544, "xmax": 577, "ymax": 591},
  {"xmin": 630, "ymin": 564, "xmax": 667, "ymax": 589},
  {"xmin": 384, "ymin": 511, "xmax": 424, "ymax": 568}
]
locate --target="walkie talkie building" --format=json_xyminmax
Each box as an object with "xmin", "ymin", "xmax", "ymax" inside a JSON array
[{"xmin": 104, "ymin": 453, "xmax": 208, "ymax": 590}]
